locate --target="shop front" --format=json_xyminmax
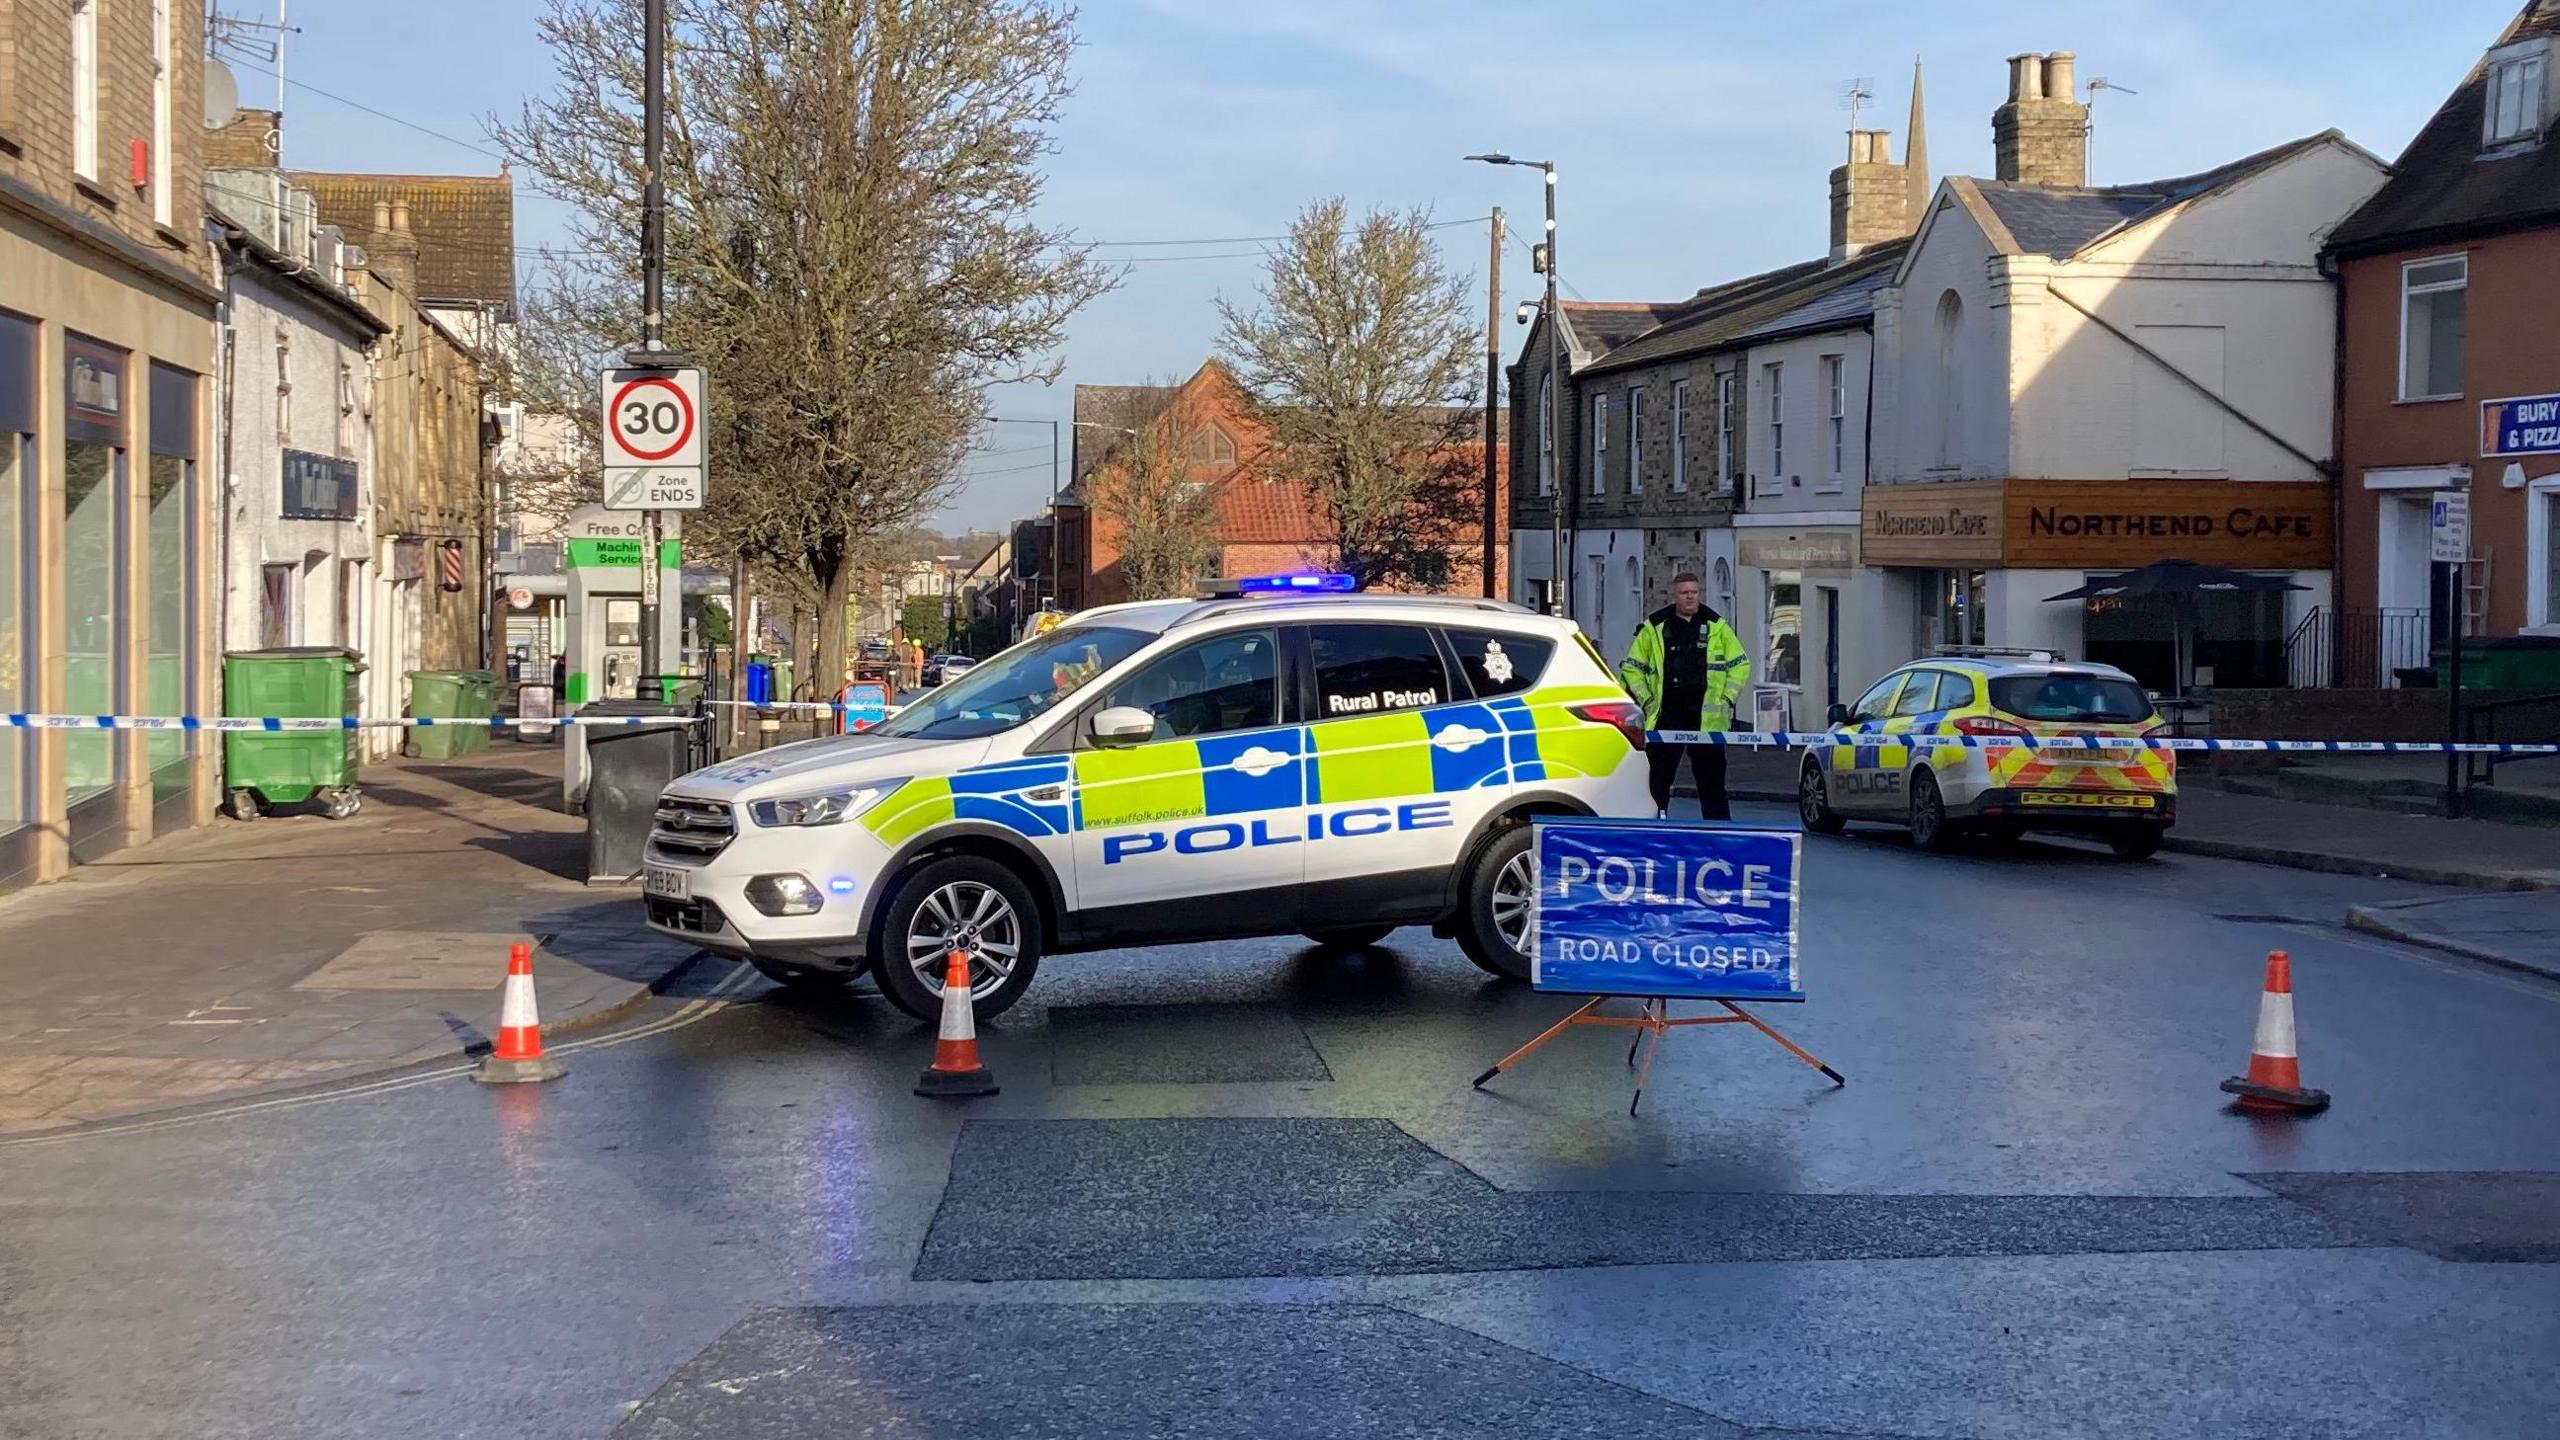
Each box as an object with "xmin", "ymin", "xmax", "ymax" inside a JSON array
[
  {"xmin": 1734, "ymin": 522, "xmax": 1882, "ymax": 732},
  {"xmin": 1861, "ymin": 480, "xmax": 2333, "ymax": 694}
]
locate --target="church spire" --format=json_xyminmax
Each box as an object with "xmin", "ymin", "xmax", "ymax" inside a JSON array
[{"xmin": 1903, "ymin": 57, "xmax": 1930, "ymax": 220}]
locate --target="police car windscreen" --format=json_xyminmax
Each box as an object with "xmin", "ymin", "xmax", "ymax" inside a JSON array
[
  {"xmin": 1989, "ymin": 674, "xmax": 2151, "ymax": 724},
  {"xmin": 874, "ymin": 626, "xmax": 1151, "ymax": 739}
]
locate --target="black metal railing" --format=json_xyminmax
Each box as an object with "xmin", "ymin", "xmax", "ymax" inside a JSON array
[{"xmin": 2285, "ymin": 606, "xmax": 2437, "ymax": 689}]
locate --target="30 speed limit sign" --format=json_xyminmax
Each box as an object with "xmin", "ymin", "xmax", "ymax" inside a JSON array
[{"xmin": 601, "ymin": 366, "xmax": 706, "ymax": 510}]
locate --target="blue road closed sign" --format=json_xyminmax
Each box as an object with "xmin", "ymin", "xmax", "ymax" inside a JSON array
[
  {"xmin": 839, "ymin": 681, "xmax": 889, "ymax": 733},
  {"xmin": 1531, "ymin": 820, "xmax": 1803, "ymax": 1001}
]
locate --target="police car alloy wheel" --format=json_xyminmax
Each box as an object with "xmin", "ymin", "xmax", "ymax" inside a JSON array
[
  {"xmin": 1455, "ymin": 826, "xmax": 1537, "ymax": 981},
  {"xmin": 1797, "ymin": 764, "xmax": 1845, "ymax": 835},
  {"xmin": 872, "ymin": 855, "xmax": 1042, "ymax": 1021},
  {"xmin": 1908, "ymin": 770, "xmax": 1955, "ymax": 853}
]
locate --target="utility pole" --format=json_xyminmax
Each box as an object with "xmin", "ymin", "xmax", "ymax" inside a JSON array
[
  {"xmin": 1482, "ymin": 206, "xmax": 1502, "ymax": 599},
  {"xmin": 1542, "ymin": 167, "xmax": 1567, "ymax": 620},
  {"xmin": 633, "ymin": 0, "xmax": 669, "ymax": 686}
]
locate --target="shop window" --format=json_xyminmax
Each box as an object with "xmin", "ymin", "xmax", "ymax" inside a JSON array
[
  {"xmin": 1764, "ymin": 572, "xmax": 1803, "ymax": 687},
  {"xmin": 1917, "ymin": 568, "xmax": 1986, "ymax": 652},
  {"xmin": 2399, "ymin": 256, "xmax": 2466, "ymax": 401},
  {"xmin": 1310, "ymin": 623, "xmax": 1451, "ymax": 718},
  {"xmin": 64, "ymin": 337, "xmax": 126, "ymax": 808},
  {"xmin": 147, "ymin": 363, "xmax": 198, "ymax": 800}
]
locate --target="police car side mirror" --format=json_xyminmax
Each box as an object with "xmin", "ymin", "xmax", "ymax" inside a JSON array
[
  {"xmin": 1090, "ymin": 705, "xmax": 1158, "ymax": 747},
  {"xmin": 1826, "ymin": 703, "xmax": 1852, "ymax": 725}
]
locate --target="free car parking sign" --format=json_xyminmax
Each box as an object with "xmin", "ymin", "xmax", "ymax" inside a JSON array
[{"xmin": 1530, "ymin": 820, "xmax": 1804, "ymax": 1001}]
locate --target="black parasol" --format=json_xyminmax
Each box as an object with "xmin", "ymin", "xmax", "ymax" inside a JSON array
[{"xmin": 2044, "ymin": 560, "xmax": 2307, "ymax": 694}]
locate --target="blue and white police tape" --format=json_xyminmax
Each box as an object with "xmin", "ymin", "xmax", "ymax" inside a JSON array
[
  {"xmin": 2, "ymin": 713, "xmax": 703, "ymax": 732},
  {"xmin": 1646, "ymin": 729, "xmax": 2560, "ymax": 756}
]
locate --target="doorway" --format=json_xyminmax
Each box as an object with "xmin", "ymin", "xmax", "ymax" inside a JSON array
[{"xmin": 1818, "ymin": 585, "xmax": 1841, "ymax": 710}]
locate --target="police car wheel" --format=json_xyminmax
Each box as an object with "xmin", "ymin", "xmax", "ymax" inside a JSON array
[
  {"xmin": 1303, "ymin": 925, "xmax": 1395, "ymax": 949},
  {"xmin": 1797, "ymin": 764, "xmax": 1846, "ymax": 835},
  {"xmin": 1907, "ymin": 770, "xmax": 1956, "ymax": 853},
  {"xmin": 873, "ymin": 855, "xmax": 1041, "ymax": 1022},
  {"xmin": 1456, "ymin": 826, "xmax": 1536, "ymax": 982}
]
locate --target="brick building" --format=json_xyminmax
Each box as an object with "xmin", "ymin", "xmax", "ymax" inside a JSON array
[
  {"xmin": 2326, "ymin": 0, "xmax": 2560, "ymax": 681},
  {"xmin": 1054, "ymin": 362, "xmax": 1506, "ymax": 608},
  {"xmin": 1, "ymin": 0, "xmax": 221, "ymax": 891}
]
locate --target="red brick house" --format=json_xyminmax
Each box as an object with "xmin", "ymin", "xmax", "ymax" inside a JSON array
[
  {"xmin": 1051, "ymin": 362, "xmax": 1507, "ymax": 608},
  {"xmin": 2326, "ymin": 0, "xmax": 2560, "ymax": 682}
]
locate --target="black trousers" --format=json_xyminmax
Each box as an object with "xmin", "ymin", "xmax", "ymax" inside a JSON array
[{"xmin": 1646, "ymin": 742, "xmax": 1730, "ymax": 820}]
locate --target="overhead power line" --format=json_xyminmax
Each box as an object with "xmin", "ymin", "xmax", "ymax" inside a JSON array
[{"xmin": 224, "ymin": 59, "xmax": 506, "ymax": 163}]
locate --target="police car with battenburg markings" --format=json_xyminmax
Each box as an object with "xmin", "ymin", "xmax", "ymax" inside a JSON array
[
  {"xmin": 642, "ymin": 574, "xmax": 1655, "ymax": 1019},
  {"xmin": 1795, "ymin": 647, "xmax": 2177, "ymax": 858}
]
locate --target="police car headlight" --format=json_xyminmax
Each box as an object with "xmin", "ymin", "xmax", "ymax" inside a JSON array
[{"xmin": 745, "ymin": 781, "xmax": 901, "ymax": 828}]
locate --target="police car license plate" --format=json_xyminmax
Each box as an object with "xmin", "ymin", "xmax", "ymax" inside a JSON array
[
  {"xmin": 2020, "ymin": 792, "xmax": 2155, "ymax": 809},
  {"xmin": 643, "ymin": 864, "xmax": 691, "ymax": 900}
]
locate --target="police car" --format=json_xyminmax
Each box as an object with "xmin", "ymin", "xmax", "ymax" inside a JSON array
[
  {"xmin": 1794, "ymin": 649, "xmax": 2176, "ymax": 858},
  {"xmin": 642, "ymin": 575, "xmax": 1655, "ymax": 1018}
]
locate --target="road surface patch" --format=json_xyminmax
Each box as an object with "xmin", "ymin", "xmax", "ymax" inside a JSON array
[
  {"xmin": 2241, "ymin": 1172, "xmax": 2560, "ymax": 1263},
  {"xmin": 609, "ymin": 1302, "xmax": 1773, "ymax": 1439},
  {"xmin": 913, "ymin": 1117, "xmax": 2359, "ymax": 1282},
  {"xmin": 1048, "ymin": 1003, "xmax": 1333, "ymax": 1085}
]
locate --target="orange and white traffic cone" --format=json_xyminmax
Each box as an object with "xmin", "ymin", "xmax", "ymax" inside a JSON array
[
  {"xmin": 914, "ymin": 950, "xmax": 998, "ymax": 1098},
  {"xmin": 2219, "ymin": 950, "xmax": 2327, "ymax": 1113},
  {"xmin": 473, "ymin": 942, "xmax": 565, "ymax": 1084}
]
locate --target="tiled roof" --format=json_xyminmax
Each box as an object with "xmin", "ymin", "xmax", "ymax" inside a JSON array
[
  {"xmin": 1584, "ymin": 245, "xmax": 1902, "ymax": 374},
  {"xmin": 1213, "ymin": 438, "xmax": 1508, "ymax": 543},
  {"xmin": 1559, "ymin": 301, "xmax": 1689, "ymax": 354},
  {"xmin": 2327, "ymin": 1, "xmax": 2560, "ymax": 253},
  {"xmin": 1965, "ymin": 132, "xmax": 2344, "ymax": 258},
  {"xmin": 295, "ymin": 171, "xmax": 516, "ymax": 313}
]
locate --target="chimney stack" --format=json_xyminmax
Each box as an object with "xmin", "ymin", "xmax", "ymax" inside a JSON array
[
  {"xmin": 367, "ymin": 196, "xmax": 421, "ymax": 299},
  {"xmin": 1829, "ymin": 129, "xmax": 1913, "ymax": 260},
  {"xmin": 1993, "ymin": 50, "xmax": 2088, "ymax": 188}
]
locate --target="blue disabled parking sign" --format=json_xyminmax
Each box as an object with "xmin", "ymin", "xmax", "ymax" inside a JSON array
[{"xmin": 1531, "ymin": 820, "xmax": 1804, "ymax": 1002}]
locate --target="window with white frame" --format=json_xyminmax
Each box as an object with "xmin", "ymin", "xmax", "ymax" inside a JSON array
[
  {"xmin": 2400, "ymin": 255, "xmax": 2467, "ymax": 401},
  {"xmin": 1822, "ymin": 355, "xmax": 1846, "ymax": 486},
  {"xmin": 1670, "ymin": 379, "xmax": 1689, "ymax": 492},
  {"xmin": 2534, "ymin": 477, "xmax": 2560, "ymax": 631},
  {"xmin": 1536, "ymin": 373, "xmax": 1554, "ymax": 494},
  {"xmin": 1625, "ymin": 385, "xmax": 1645, "ymax": 495},
  {"xmin": 1715, "ymin": 372, "xmax": 1736, "ymax": 492},
  {"xmin": 1764, "ymin": 362, "xmax": 1785, "ymax": 485},
  {"xmin": 1589, "ymin": 392, "xmax": 1607, "ymax": 495},
  {"xmin": 2485, "ymin": 42, "xmax": 2548, "ymax": 148},
  {"xmin": 72, "ymin": 0, "xmax": 101, "ymax": 180},
  {"xmin": 152, "ymin": 0, "xmax": 174, "ymax": 225}
]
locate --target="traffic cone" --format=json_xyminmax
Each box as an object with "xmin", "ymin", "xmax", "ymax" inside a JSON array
[
  {"xmin": 473, "ymin": 942, "xmax": 564, "ymax": 1084},
  {"xmin": 2220, "ymin": 950, "xmax": 2327, "ymax": 1113},
  {"xmin": 915, "ymin": 950, "xmax": 998, "ymax": 1098}
]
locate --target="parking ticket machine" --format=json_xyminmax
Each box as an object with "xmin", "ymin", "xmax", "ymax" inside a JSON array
[{"xmin": 560, "ymin": 505, "xmax": 684, "ymax": 812}]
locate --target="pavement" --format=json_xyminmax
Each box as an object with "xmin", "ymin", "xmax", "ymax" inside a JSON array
[
  {"xmin": 0, "ymin": 744, "xmax": 701, "ymax": 1134},
  {"xmin": 3, "ymin": 806, "xmax": 2558, "ymax": 1438},
  {"xmin": 2348, "ymin": 892, "xmax": 2560, "ymax": 982}
]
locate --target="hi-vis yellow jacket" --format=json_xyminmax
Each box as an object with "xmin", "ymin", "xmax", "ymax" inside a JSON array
[{"xmin": 1619, "ymin": 606, "xmax": 1750, "ymax": 731}]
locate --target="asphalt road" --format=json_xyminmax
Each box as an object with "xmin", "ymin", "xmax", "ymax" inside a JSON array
[{"xmin": 3, "ymin": 806, "xmax": 2556, "ymax": 1439}]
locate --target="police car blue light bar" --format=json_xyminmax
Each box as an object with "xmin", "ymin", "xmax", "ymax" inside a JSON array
[{"xmin": 1236, "ymin": 571, "xmax": 1357, "ymax": 595}]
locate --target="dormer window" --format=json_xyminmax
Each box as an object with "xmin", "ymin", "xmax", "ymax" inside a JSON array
[{"xmin": 2484, "ymin": 40, "xmax": 2548, "ymax": 148}]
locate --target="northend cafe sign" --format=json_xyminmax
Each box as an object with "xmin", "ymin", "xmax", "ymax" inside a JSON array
[{"xmin": 1863, "ymin": 481, "xmax": 2330, "ymax": 569}]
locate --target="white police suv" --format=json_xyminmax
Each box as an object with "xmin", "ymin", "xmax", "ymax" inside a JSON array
[{"xmin": 643, "ymin": 576, "xmax": 1654, "ymax": 1019}]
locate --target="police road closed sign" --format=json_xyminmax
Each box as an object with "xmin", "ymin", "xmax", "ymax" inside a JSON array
[{"xmin": 1531, "ymin": 821, "xmax": 1803, "ymax": 1001}]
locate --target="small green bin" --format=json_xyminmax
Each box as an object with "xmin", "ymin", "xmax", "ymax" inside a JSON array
[
  {"xmin": 222, "ymin": 647, "xmax": 364, "ymax": 820},
  {"xmin": 406, "ymin": 668, "xmax": 500, "ymax": 758}
]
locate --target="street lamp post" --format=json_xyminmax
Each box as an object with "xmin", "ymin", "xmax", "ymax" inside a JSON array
[
  {"xmin": 1466, "ymin": 153, "xmax": 1567, "ymax": 620},
  {"xmin": 980, "ymin": 418, "xmax": 1140, "ymax": 616}
]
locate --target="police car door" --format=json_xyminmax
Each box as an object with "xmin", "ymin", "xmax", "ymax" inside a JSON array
[
  {"xmin": 1068, "ymin": 627, "xmax": 1306, "ymax": 929},
  {"xmin": 1295, "ymin": 622, "xmax": 1475, "ymax": 907},
  {"xmin": 1830, "ymin": 671, "xmax": 1915, "ymax": 814}
]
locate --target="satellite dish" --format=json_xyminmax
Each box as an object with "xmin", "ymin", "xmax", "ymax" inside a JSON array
[{"xmin": 203, "ymin": 60, "xmax": 240, "ymax": 130}]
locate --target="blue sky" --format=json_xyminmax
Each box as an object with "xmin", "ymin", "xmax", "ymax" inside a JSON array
[{"xmin": 258, "ymin": 0, "xmax": 2522, "ymax": 528}]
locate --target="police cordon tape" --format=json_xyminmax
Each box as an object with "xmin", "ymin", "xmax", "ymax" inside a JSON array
[
  {"xmin": 1647, "ymin": 729, "xmax": 2560, "ymax": 755},
  {"xmin": 1, "ymin": 712, "xmax": 704, "ymax": 732},
  {"xmin": 2, "ymin": 711, "xmax": 2550, "ymax": 755}
]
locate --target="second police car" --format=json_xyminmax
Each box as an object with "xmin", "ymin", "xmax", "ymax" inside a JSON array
[
  {"xmin": 642, "ymin": 576, "xmax": 1655, "ymax": 1018},
  {"xmin": 1794, "ymin": 648, "xmax": 2177, "ymax": 858}
]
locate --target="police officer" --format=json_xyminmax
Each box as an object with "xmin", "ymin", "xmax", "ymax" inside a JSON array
[{"xmin": 1619, "ymin": 572, "xmax": 1750, "ymax": 820}]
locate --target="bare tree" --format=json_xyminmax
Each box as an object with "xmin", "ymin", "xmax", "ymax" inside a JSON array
[
  {"xmin": 490, "ymin": 0, "xmax": 1111, "ymax": 687},
  {"xmin": 1216, "ymin": 199, "xmax": 1481, "ymax": 592},
  {"xmin": 1078, "ymin": 384, "xmax": 1224, "ymax": 601}
]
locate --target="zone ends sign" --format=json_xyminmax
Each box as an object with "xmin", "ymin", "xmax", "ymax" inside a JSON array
[{"xmin": 601, "ymin": 366, "xmax": 707, "ymax": 510}]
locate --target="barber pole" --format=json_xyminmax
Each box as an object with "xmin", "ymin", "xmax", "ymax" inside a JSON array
[{"xmin": 473, "ymin": 942, "xmax": 564, "ymax": 1084}]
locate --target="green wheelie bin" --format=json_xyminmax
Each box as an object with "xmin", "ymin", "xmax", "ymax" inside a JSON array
[
  {"xmin": 406, "ymin": 668, "xmax": 499, "ymax": 758},
  {"xmin": 222, "ymin": 647, "xmax": 365, "ymax": 820}
]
